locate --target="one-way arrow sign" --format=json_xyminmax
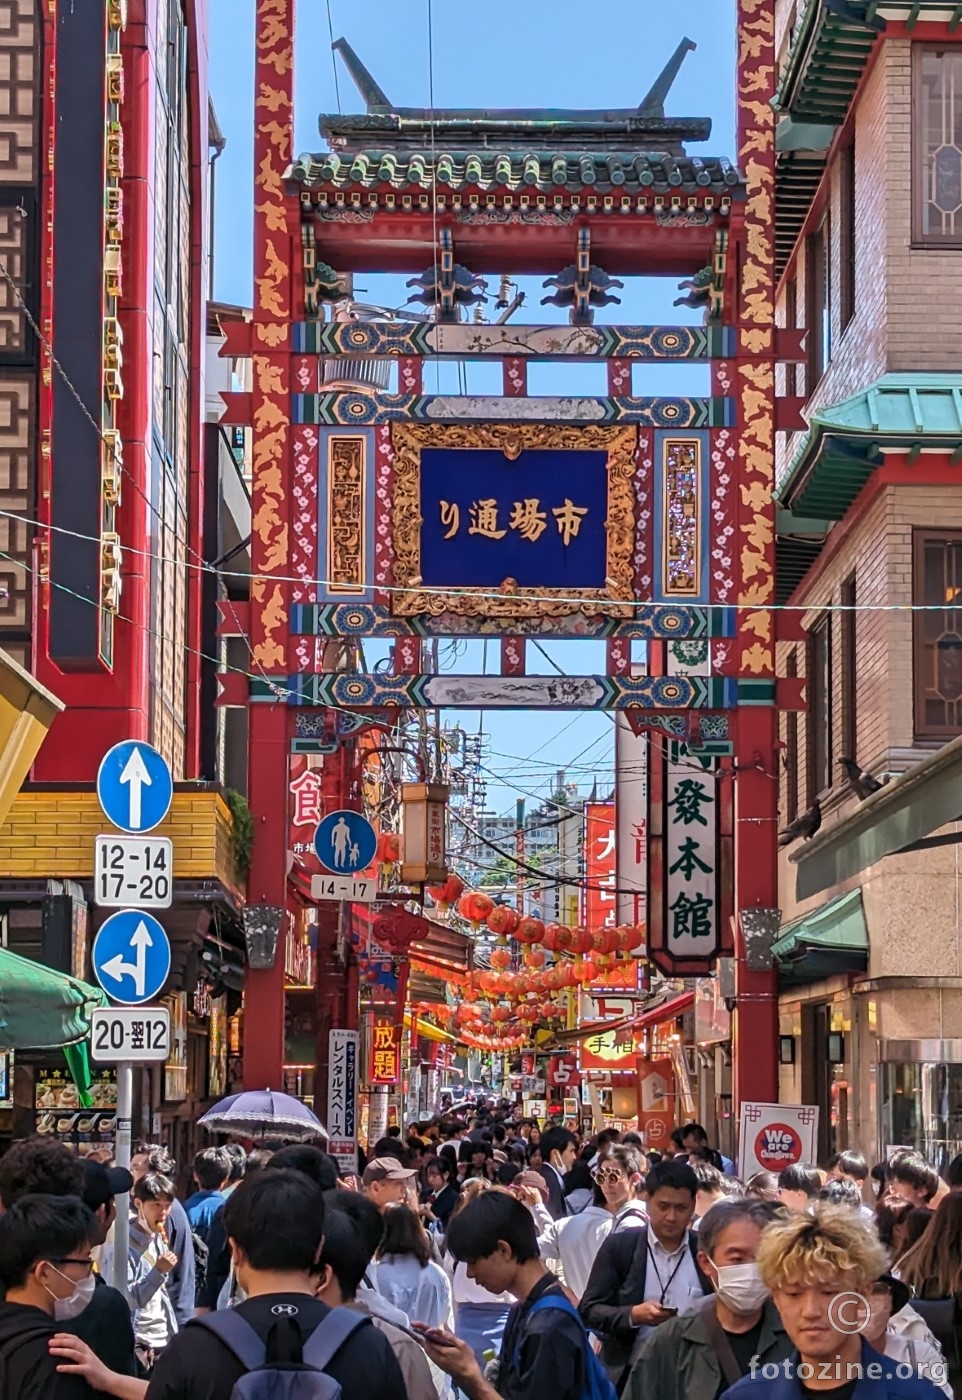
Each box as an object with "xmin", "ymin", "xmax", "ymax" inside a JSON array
[{"xmin": 97, "ymin": 741, "xmax": 173, "ymax": 833}]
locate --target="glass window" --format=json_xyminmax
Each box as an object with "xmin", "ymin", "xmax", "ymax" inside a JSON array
[
  {"xmin": 806, "ymin": 219, "xmax": 830, "ymax": 392},
  {"xmin": 807, "ymin": 614, "xmax": 833, "ymax": 799},
  {"xmin": 914, "ymin": 46, "xmax": 962, "ymax": 245},
  {"xmin": 913, "ymin": 529, "xmax": 962, "ymax": 737}
]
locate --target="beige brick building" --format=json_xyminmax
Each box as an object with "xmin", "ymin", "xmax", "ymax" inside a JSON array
[{"xmin": 771, "ymin": 0, "xmax": 962, "ymax": 1167}]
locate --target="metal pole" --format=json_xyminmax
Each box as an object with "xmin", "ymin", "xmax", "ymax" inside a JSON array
[{"xmin": 112, "ymin": 1061, "xmax": 133, "ymax": 1296}]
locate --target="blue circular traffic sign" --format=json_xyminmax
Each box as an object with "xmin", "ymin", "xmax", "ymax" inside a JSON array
[
  {"xmin": 92, "ymin": 910, "xmax": 171, "ymax": 1005},
  {"xmin": 313, "ymin": 809, "xmax": 378, "ymax": 875},
  {"xmin": 97, "ymin": 742, "xmax": 173, "ymax": 834}
]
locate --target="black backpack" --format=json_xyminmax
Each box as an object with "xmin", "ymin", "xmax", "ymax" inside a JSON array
[
  {"xmin": 190, "ymin": 1306, "xmax": 371, "ymax": 1400},
  {"xmin": 191, "ymin": 1229, "xmax": 210, "ymax": 1304}
]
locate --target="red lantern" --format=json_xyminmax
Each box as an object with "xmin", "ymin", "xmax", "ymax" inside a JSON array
[
  {"xmin": 515, "ymin": 916, "xmax": 544, "ymax": 946},
  {"xmin": 486, "ymin": 905, "xmax": 520, "ymax": 938},
  {"xmin": 478, "ymin": 970, "xmax": 500, "ymax": 994},
  {"xmin": 544, "ymin": 922, "xmax": 567, "ymax": 950},
  {"xmin": 489, "ymin": 946, "xmax": 511, "ymax": 971},
  {"xmin": 426, "ymin": 873, "xmax": 465, "ymax": 910},
  {"xmin": 522, "ymin": 948, "xmax": 546, "ymax": 970},
  {"xmin": 567, "ymin": 926, "xmax": 589, "ymax": 956},
  {"xmin": 582, "ymin": 960, "xmax": 600, "ymax": 983},
  {"xmin": 377, "ymin": 831, "xmax": 401, "ymax": 864}
]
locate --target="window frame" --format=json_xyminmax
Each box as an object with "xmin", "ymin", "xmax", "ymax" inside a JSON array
[
  {"xmin": 840, "ymin": 574, "xmax": 857, "ymax": 760},
  {"xmin": 807, "ymin": 613, "xmax": 833, "ymax": 803},
  {"xmin": 805, "ymin": 216, "xmax": 831, "ymax": 394},
  {"xmin": 785, "ymin": 648, "xmax": 799, "ymax": 824},
  {"xmin": 838, "ymin": 142, "xmax": 856, "ymax": 333},
  {"xmin": 912, "ymin": 44, "xmax": 962, "ymax": 249},
  {"xmin": 912, "ymin": 528, "xmax": 962, "ymax": 738}
]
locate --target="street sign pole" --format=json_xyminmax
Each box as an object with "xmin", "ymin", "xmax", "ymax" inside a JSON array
[{"xmin": 112, "ymin": 1061, "xmax": 133, "ymax": 1296}]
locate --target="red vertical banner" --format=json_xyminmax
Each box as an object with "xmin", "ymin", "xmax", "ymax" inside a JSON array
[
  {"xmin": 637, "ymin": 1058, "xmax": 676, "ymax": 1152},
  {"xmin": 369, "ymin": 1018, "xmax": 402, "ymax": 1085},
  {"xmin": 584, "ymin": 802, "xmax": 616, "ymax": 931}
]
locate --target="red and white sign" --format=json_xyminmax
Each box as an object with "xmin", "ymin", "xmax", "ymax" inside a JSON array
[
  {"xmin": 637, "ymin": 1058, "xmax": 675, "ymax": 1148},
  {"xmin": 738, "ymin": 1102, "xmax": 819, "ymax": 1177},
  {"xmin": 584, "ymin": 802, "xmax": 616, "ymax": 930},
  {"xmin": 547, "ymin": 1054, "xmax": 581, "ymax": 1090},
  {"xmin": 289, "ymin": 756, "xmax": 327, "ymax": 879},
  {"xmin": 579, "ymin": 992, "xmax": 636, "ymax": 1070},
  {"xmin": 615, "ymin": 710, "xmax": 647, "ymax": 928}
]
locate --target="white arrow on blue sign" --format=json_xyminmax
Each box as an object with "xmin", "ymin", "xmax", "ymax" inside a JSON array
[
  {"xmin": 92, "ymin": 910, "xmax": 171, "ymax": 1005},
  {"xmin": 97, "ymin": 742, "xmax": 173, "ymax": 834},
  {"xmin": 313, "ymin": 809, "xmax": 378, "ymax": 876}
]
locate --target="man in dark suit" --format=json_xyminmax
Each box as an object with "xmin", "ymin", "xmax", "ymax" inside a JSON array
[{"xmin": 538, "ymin": 1126, "xmax": 579, "ymax": 1220}]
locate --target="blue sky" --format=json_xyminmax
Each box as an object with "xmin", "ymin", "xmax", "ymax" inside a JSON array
[{"xmin": 209, "ymin": 0, "xmax": 737, "ymax": 812}]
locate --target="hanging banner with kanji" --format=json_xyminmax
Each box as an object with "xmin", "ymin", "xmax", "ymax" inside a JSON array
[
  {"xmin": 578, "ymin": 991, "xmax": 636, "ymax": 1069},
  {"xmin": 615, "ymin": 711, "xmax": 647, "ymax": 929},
  {"xmin": 664, "ymin": 758, "xmax": 720, "ymax": 962},
  {"xmin": 584, "ymin": 802, "xmax": 616, "ymax": 930},
  {"xmin": 369, "ymin": 1017, "xmax": 402, "ymax": 1085},
  {"xmin": 289, "ymin": 755, "xmax": 327, "ymax": 879}
]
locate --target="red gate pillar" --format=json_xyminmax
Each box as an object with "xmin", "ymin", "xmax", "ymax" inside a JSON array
[
  {"xmin": 733, "ymin": 0, "xmax": 780, "ymax": 1108},
  {"xmin": 243, "ymin": 0, "xmax": 296, "ymax": 1090}
]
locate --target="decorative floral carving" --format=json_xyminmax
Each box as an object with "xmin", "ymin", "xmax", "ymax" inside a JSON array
[{"xmin": 389, "ymin": 423, "xmax": 637, "ymax": 617}]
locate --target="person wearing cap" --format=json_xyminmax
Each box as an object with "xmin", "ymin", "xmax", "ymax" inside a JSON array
[
  {"xmin": 363, "ymin": 1156, "xmax": 418, "ymax": 1212},
  {"xmin": 861, "ymin": 1273, "xmax": 952, "ymax": 1400}
]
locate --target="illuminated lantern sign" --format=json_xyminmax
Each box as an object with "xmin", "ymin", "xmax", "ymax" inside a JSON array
[{"xmin": 369, "ymin": 1018, "xmax": 401, "ymax": 1085}]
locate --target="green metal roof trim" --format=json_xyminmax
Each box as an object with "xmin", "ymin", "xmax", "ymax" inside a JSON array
[
  {"xmin": 791, "ymin": 730, "xmax": 962, "ymax": 900},
  {"xmin": 289, "ymin": 150, "xmax": 744, "ymax": 199},
  {"xmin": 773, "ymin": 2, "xmax": 884, "ymax": 274},
  {"xmin": 0, "ymin": 945, "xmax": 107, "ymax": 1050},
  {"xmin": 776, "ymin": 374, "xmax": 962, "ymax": 519},
  {"xmin": 772, "ymin": 887, "xmax": 868, "ymax": 985},
  {"xmin": 775, "ymin": 0, "xmax": 884, "ymax": 123}
]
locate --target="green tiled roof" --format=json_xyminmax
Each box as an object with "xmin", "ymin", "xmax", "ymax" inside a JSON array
[
  {"xmin": 774, "ymin": 1, "xmax": 884, "ymax": 274},
  {"xmin": 776, "ymin": 374, "xmax": 962, "ymax": 519},
  {"xmin": 773, "ymin": 888, "xmax": 868, "ymax": 985},
  {"xmin": 289, "ymin": 150, "xmax": 742, "ymax": 198}
]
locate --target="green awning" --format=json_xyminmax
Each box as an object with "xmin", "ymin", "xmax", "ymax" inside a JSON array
[
  {"xmin": 772, "ymin": 888, "xmax": 868, "ymax": 986},
  {"xmin": 0, "ymin": 946, "xmax": 107, "ymax": 1049}
]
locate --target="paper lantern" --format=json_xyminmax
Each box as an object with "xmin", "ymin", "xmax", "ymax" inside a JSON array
[
  {"xmin": 489, "ymin": 946, "xmax": 511, "ymax": 971},
  {"xmin": 515, "ymin": 916, "xmax": 544, "ymax": 946},
  {"xmin": 487, "ymin": 905, "xmax": 520, "ymax": 938},
  {"xmin": 522, "ymin": 948, "xmax": 546, "ymax": 970},
  {"xmin": 377, "ymin": 831, "xmax": 401, "ymax": 864}
]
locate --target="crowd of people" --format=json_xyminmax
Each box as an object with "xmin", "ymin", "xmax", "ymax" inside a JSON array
[{"xmin": 1, "ymin": 1102, "xmax": 961, "ymax": 1400}]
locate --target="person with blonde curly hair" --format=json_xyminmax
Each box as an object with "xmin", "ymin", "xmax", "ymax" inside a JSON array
[{"xmin": 721, "ymin": 1206, "xmax": 945, "ymax": 1400}]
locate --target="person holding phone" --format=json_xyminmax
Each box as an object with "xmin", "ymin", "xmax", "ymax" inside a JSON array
[{"xmin": 580, "ymin": 1158, "xmax": 711, "ymax": 1389}]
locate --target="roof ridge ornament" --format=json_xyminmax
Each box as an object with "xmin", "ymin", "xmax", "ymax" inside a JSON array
[
  {"xmin": 332, "ymin": 36, "xmax": 391, "ymax": 112},
  {"xmin": 638, "ymin": 37, "xmax": 697, "ymax": 118}
]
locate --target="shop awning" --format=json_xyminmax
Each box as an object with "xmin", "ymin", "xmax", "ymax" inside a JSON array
[
  {"xmin": 0, "ymin": 946, "xmax": 107, "ymax": 1049},
  {"xmin": 790, "ymin": 733, "xmax": 962, "ymax": 900},
  {"xmin": 633, "ymin": 990, "xmax": 694, "ymax": 1030},
  {"xmin": 772, "ymin": 888, "xmax": 868, "ymax": 986},
  {"xmin": 404, "ymin": 1011, "xmax": 458, "ymax": 1044}
]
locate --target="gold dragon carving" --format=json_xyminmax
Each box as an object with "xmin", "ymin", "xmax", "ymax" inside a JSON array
[{"xmin": 390, "ymin": 423, "xmax": 637, "ymax": 618}]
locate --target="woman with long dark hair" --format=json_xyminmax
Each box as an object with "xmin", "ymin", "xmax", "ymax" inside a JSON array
[{"xmin": 371, "ymin": 1204, "xmax": 454, "ymax": 1333}]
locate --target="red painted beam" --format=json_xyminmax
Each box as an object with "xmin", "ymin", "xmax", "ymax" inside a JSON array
[
  {"xmin": 219, "ymin": 319, "xmax": 254, "ymax": 358},
  {"xmin": 220, "ymin": 391, "xmax": 252, "ymax": 425},
  {"xmin": 775, "ymin": 327, "xmax": 807, "ymax": 363},
  {"xmin": 216, "ymin": 671, "xmax": 248, "ymax": 706},
  {"xmin": 217, "ymin": 599, "xmax": 251, "ymax": 636},
  {"xmin": 775, "ymin": 397, "xmax": 808, "ymax": 432}
]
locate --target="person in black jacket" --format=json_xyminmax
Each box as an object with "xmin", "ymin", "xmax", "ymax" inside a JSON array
[
  {"xmin": 538, "ymin": 1126, "xmax": 578, "ymax": 1221},
  {"xmin": 0, "ymin": 1136, "xmax": 137, "ymax": 1387},
  {"xmin": 422, "ymin": 1154, "xmax": 460, "ymax": 1230},
  {"xmin": 580, "ymin": 1157, "xmax": 711, "ymax": 1388}
]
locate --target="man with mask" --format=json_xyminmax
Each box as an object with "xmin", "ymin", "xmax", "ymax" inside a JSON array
[
  {"xmin": 538, "ymin": 1126, "xmax": 579, "ymax": 1220},
  {"xmin": 625, "ymin": 1199, "xmax": 790, "ymax": 1400},
  {"xmin": 0, "ymin": 1193, "xmax": 104, "ymax": 1399},
  {"xmin": 0, "ymin": 1136, "xmax": 137, "ymax": 1388}
]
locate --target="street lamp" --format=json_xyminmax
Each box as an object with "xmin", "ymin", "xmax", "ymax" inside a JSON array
[{"xmin": 399, "ymin": 783, "xmax": 450, "ymax": 886}]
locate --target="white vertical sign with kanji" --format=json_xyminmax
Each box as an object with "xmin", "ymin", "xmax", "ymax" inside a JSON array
[
  {"xmin": 615, "ymin": 710, "xmax": 647, "ymax": 928},
  {"xmin": 664, "ymin": 761, "xmax": 719, "ymax": 958}
]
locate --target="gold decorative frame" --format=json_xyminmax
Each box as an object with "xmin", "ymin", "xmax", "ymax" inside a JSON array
[{"xmin": 390, "ymin": 423, "xmax": 637, "ymax": 618}]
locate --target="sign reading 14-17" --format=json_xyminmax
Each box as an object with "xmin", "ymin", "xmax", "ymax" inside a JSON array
[
  {"xmin": 97, "ymin": 741, "xmax": 173, "ymax": 834},
  {"xmin": 92, "ymin": 910, "xmax": 171, "ymax": 1006}
]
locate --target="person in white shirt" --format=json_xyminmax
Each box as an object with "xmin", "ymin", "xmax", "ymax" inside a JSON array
[
  {"xmin": 580, "ymin": 1157, "xmax": 711, "ymax": 1389},
  {"xmin": 860, "ymin": 1272, "xmax": 952, "ymax": 1399},
  {"xmin": 521, "ymin": 1145, "xmax": 648, "ymax": 1300},
  {"xmin": 371, "ymin": 1204, "xmax": 455, "ymax": 1333}
]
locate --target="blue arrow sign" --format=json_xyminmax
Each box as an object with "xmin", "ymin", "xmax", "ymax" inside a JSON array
[
  {"xmin": 314, "ymin": 809, "xmax": 378, "ymax": 876},
  {"xmin": 92, "ymin": 910, "xmax": 171, "ymax": 1005},
  {"xmin": 97, "ymin": 742, "xmax": 173, "ymax": 833}
]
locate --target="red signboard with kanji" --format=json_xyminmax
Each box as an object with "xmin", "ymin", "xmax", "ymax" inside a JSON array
[
  {"xmin": 584, "ymin": 802, "xmax": 616, "ymax": 931},
  {"xmin": 289, "ymin": 755, "xmax": 327, "ymax": 879},
  {"xmin": 369, "ymin": 1018, "xmax": 401, "ymax": 1085},
  {"xmin": 547, "ymin": 1054, "xmax": 581, "ymax": 1090}
]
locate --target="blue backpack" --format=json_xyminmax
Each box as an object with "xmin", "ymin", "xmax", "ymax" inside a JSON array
[{"xmin": 513, "ymin": 1293, "xmax": 619, "ymax": 1400}]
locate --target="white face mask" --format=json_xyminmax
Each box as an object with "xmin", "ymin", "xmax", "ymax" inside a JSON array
[
  {"xmin": 709, "ymin": 1260, "xmax": 769, "ymax": 1315},
  {"xmin": 44, "ymin": 1266, "xmax": 97, "ymax": 1321}
]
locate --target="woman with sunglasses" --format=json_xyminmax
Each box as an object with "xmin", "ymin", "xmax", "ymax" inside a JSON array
[{"xmin": 518, "ymin": 1145, "xmax": 649, "ymax": 1301}]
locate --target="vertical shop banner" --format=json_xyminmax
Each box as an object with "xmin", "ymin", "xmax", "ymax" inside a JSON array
[
  {"xmin": 370, "ymin": 1017, "xmax": 402, "ymax": 1085},
  {"xmin": 289, "ymin": 755, "xmax": 326, "ymax": 878},
  {"xmin": 738, "ymin": 1102, "xmax": 819, "ymax": 1177},
  {"xmin": 637, "ymin": 1058, "xmax": 676, "ymax": 1151},
  {"xmin": 664, "ymin": 756, "xmax": 720, "ymax": 959},
  {"xmin": 584, "ymin": 802, "xmax": 616, "ymax": 930},
  {"xmin": 615, "ymin": 709, "xmax": 648, "ymax": 927},
  {"xmin": 328, "ymin": 1029, "xmax": 359, "ymax": 1175}
]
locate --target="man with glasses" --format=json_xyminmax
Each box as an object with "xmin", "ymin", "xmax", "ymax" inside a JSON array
[{"xmin": 0, "ymin": 1193, "xmax": 102, "ymax": 1399}]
